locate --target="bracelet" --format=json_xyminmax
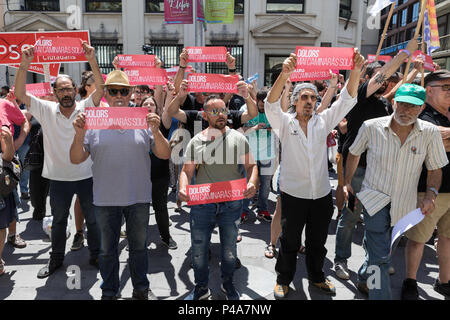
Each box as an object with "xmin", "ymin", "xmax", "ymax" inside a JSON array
[
  {"xmin": 179, "ymin": 65, "xmax": 187, "ymax": 69},
  {"xmin": 399, "ymin": 49, "xmax": 411, "ymax": 57},
  {"xmin": 228, "ymin": 68, "xmax": 237, "ymax": 73}
]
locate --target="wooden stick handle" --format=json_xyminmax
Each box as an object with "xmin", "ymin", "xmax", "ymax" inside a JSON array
[{"xmin": 376, "ymin": 3, "xmax": 396, "ymax": 60}]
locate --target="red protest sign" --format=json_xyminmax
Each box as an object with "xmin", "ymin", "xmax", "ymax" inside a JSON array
[
  {"xmin": 295, "ymin": 46, "xmax": 355, "ymax": 71},
  {"xmin": 290, "ymin": 69, "xmax": 332, "ymax": 82},
  {"xmin": 124, "ymin": 68, "xmax": 168, "ymax": 85},
  {"xmin": 0, "ymin": 30, "xmax": 90, "ymax": 65},
  {"xmin": 367, "ymin": 54, "xmax": 392, "ymax": 63},
  {"xmin": 410, "ymin": 50, "xmax": 435, "ymax": 72},
  {"xmin": 7, "ymin": 63, "xmax": 61, "ymax": 77},
  {"xmin": 186, "ymin": 46, "xmax": 227, "ymax": 62},
  {"xmin": 84, "ymin": 107, "xmax": 148, "ymax": 130},
  {"xmin": 25, "ymin": 82, "xmax": 52, "ymax": 97},
  {"xmin": 117, "ymin": 55, "xmax": 156, "ymax": 68},
  {"xmin": 165, "ymin": 65, "xmax": 193, "ymax": 77},
  {"xmin": 33, "ymin": 37, "xmax": 86, "ymax": 63},
  {"xmin": 187, "ymin": 178, "xmax": 247, "ymax": 206},
  {"xmin": 187, "ymin": 73, "xmax": 239, "ymax": 93}
]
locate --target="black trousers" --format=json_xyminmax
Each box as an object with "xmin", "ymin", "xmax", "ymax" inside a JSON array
[
  {"xmin": 29, "ymin": 167, "xmax": 49, "ymax": 220},
  {"xmin": 151, "ymin": 176, "xmax": 171, "ymax": 242},
  {"xmin": 275, "ymin": 191, "xmax": 334, "ymax": 285}
]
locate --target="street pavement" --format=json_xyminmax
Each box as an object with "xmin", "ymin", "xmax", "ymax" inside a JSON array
[{"xmin": 0, "ymin": 170, "xmax": 446, "ymax": 300}]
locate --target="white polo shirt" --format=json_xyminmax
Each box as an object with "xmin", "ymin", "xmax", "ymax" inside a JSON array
[{"xmin": 29, "ymin": 95, "xmax": 93, "ymax": 181}]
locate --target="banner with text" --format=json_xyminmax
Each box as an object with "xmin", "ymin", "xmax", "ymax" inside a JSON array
[
  {"xmin": 165, "ymin": 65, "xmax": 194, "ymax": 77},
  {"xmin": 124, "ymin": 68, "xmax": 168, "ymax": 85},
  {"xmin": 187, "ymin": 73, "xmax": 239, "ymax": 93},
  {"xmin": 367, "ymin": 54, "xmax": 392, "ymax": 63},
  {"xmin": 187, "ymin": 178, "xmax": 247, "ymax": 206},
  {"xmin": 7, "ymin": 63, "xmax": 61, "ymax": 77},
  {"xmin": 203, "ymin": 0, "xmax": 234, "ymax": 24},
  {"xmin": 117, "ymin": 55, "xmax": 156, "ymax": 68},
  {"xmin": 411, "ymin": 50, "xmax": 435, "ymax": 72},
  {"xmin": 186, "ymin": 46, "xmax": 227, "ymax": 62},
  {"xmin": 0, "ymin": 30, "xmax": 90, "ymax": 65},
  {"xmin": 84, "ymin": 107, "xmax": 148, "ymax": 130},
  {"xmin": 164, "ymin": 0, "xmax": 193, "ymax": 24},
  {"xmin": 290, "ymin": 69, "xmax": 332, "ymax": 82},
  {"xmin": 26, "ymin": 82, "xmax": 52, "ymax": 97},
  {"xmin": 295, "ymin": 46, "xmax": 355, "ymax": 71},
  {"xmin": 33, "ymin": 37, "xmax": 87, "ymax": 63}
]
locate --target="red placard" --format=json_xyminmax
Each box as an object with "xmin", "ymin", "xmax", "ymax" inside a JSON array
[
  {"xmin": 33, "ymin": 37, "xmax": 86, "ymax": 63},
  {"xmin": 367, "ymin": 54, "xmax": 392, "ymax": 63},
  {"xmin": 410, "ymin": 50, "xmax": 435, "ymax": 72},
  {"xmin": 117, "ymin": 55, "xmax": 156, "ymax": 68},
  {"xmin": 0, "ymin": 30, "xmax": 90, "ymax": 65},
  {"xmin": 187, "ymin": 178, "xmax": 247, "ymax": 206},
  {"xmin": 7, "ymin": 63, "xmax": 61, "ymax": 77},
  {"xmin": 84, "ymin": 107, "xmax": 148, "ymax": 130},
  {"xmin": 25, "ymin": 82, "xmax": 52, "ymax": 97},
  {"xmin": 124, "ymin": 68, "xmax": 168, "ymax": 85},
  {"xmin": 187, "ymin": 73, "xmax": 238, "ymax": 93},
  {"xmin": 295, "ymin": 46, "xmax": 355, "ymax": 71},
  {"xmin": 186, "ymin": 46, "xmax": 227, "ymax": 62},
  {"xmin": 290, "ymin": 68, "xmax": 332, "ymax": 82},
  {"xmin": 165, "ymin": 65, "xmax": 194, "ymax": 77}
]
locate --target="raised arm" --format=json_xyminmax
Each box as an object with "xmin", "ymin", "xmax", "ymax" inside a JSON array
[
  {"xmin": 238, "ymin": 81, "xmax": 258, "ymax": 124},
  {"xmin": 161, "ymin": 81, "xmax": 176, "ymax": 130},
  {"xmin": 70, "ymin": 113, "xmax": 90, "ymax": 164},
  {"xmin": 82, "ymin": 41, "xmax": 105, "ymax": 107},
  {"xmin": 148, "ymin": 113, "xmax": 171, "ymax": 160},
  {"xmin": 167, "ymin": 80, "xmax": 188, "ymax": 123},
  {"xmin": 267, "ymin": 54, "xmax": 297, "ymax": 103},
  {"xmin": 383, "ymin": 57, "xmax": 424, "ymax": 102},
  {"xmin": 14, "ymin": 47, "xmax": 34, "ymax": 108},
  {"xmin": 316, "ymin": 72, "xmax": 338, "ymax": 114},
  {"xmin": 174, "ymin": 48, "xmax": 189, "ymax": 94}
]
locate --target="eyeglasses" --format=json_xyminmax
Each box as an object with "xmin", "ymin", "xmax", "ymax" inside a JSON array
[
  {"xmin": 300, "ymin": 94, "xmax": 317, "ymax": 101},
  {"xmin": 54, "ymin": 87, "xmax": 75, "ymax": 94},
  {"xmin": 205, "ymin": 108, "xmax": 228, "ymax": 116},
  {"xmin": 107, "ymin": 88, "xmax": 130, "ymax": 96},
  {"xmin": 429, "ymin": 84, "xmax": 450, "ymax": 92}
]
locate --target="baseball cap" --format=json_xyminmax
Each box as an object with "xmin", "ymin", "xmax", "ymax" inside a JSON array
[
  {"xmin": 102, "ymin": 70, "xmax": 133, "ymax": 87},
  {"xmin": 424, "ymin": 69, "xmax": 450, "ymax": 87},
  {"xmin": 394, "ymin": 83, "xmax": 426, "ymax": 106}
]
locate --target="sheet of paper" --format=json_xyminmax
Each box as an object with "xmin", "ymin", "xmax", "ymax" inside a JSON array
[{"xmin": 391, "ymin": 208, "xmax": 425, "ymax": 251}]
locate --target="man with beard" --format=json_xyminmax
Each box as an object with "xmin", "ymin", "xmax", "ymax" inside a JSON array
[
  {"xmin": 178, "ymin": 96, "xmax": 258, "ymax": 300},
  {"xmin": 14, "ymin": 41, "xmax": 104, "ymax": 278},
  {"xmin": 344, "ymin": 83, "xmax": 448, "ymax": 299},
  {"xmin": 334, "ymin": 38, "xmax": 418, "ymax": 283}
]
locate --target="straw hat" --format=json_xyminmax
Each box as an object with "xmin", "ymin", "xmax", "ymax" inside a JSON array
[{"xmin": 102, "ymin": 70, "xmax": 133, "ymax": 87}]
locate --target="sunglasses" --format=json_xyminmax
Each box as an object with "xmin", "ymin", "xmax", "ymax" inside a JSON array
[
  {"xmin": 429, "ymin": 84, "xmax": 450, "ymax": 92},
  {"xmin": 300, "ymin": 94, "xmax": 317, "ymax": 101},
  {"xmin": 134, "ymin": 90, "xmax": 149, "ymax": 95},
  {"xmin": 107, "ymin": 88, "xmax": 130, "ymax": 96},
  {"xmin": 205, "ymin": 108, "xmax": 228, "ymax": 116}
]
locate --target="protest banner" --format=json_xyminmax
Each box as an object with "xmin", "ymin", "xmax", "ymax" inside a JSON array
[
  {"xmin": 25, "ymin": 82, "xmax": 52, "ymax": 97},
  {"xmin": 117, "ymin": 55, "xmax": 156, "ymax": 68},
  {"xmin": 187, "ymin": 178, "xmax": 247, "ymax": 206},
  {"xmin": 187, "ymin": 73, "xmax": 238, "ymax": 93},
  {"xmin": 165, "ymin": 65, "xmax": 193, "ymax": 77},
  {"xmin": 410, "ymin": 50, "xmax": 435, "ymax": 71},
  {"xmin": 0, "ymin": 30, "xmax": 90, "ymax": 65},
  {"xmin": 186, "ymin": 46, "xmax": 227, "ymax": 62},
  {"xmin": 290, "ymin": 69, "xmax": 332, "ymax": 82},
  {"xmin": 203, "ymin": 0, "xmax": 234, "ymax": 23},
  {"xmin": 124, "ymin": 68, "xmax": 168, "ymax": 85},
  {"xmin": 164, "ymin": 0, "xmax": 193, "ymax": 24},
  {"xmin": 33, "ymin": 37, "xmax": 86, "ymax": 63},
  {"xmin": 84, "ymin": 107, "xmax": 149, "ymax": 130},
  {"xmin": 368, "ymin": 54, "xmax": 392, "ymax": 63},
  {"xmin": 295, "ymin": 46, "xmax": 355, "ymax": 71},
  {"xmin": 7, "ymin": 63, "xmax": 60, "ymax": 77}
]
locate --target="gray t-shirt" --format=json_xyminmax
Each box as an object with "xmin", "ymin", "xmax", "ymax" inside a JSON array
[{"xmin": 84, "ymin": 129, "xmax": 154, "ymax": 206}]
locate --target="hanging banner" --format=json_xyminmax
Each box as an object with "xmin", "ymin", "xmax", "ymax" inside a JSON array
[
  {"xmin": 290, "ymin": 69, "xmax": 332, "ymax": 82},
  {"xmin": 187, "ymin": 73, "xmax": 239, "ymax": 93},
  {"xmin": 6, "ymin": 63, "xmax": 61, "ymax": 77},
  {"xmin": 196, "ymin": 0, "xmax": 205, "ymax": 21},
  {"xmin": 117, "ymin": 55, "xmax": 156, "ymax": 68},
  {"xmin": 164, "ymin": 0, "xmax": 193, "ymax": 24},
  {"xmin": 187, "ymin": 178, "xmax": 247, "ymax": 206},
  {"xmin": 186, "ymin": 46, "xmax": 227, "ymax": 62},
  {"xmin": 84, "ymin": 107, "xmax": 149, "ymax": 130},
  {"xmin": 295, "ymin": 46, "xmax": 355, "ymax": 71},
  {"xmin": 424, "ymin": 0, "xmax": 440, "ymax": 55},
  {"xmin": 202, "ymin": 0, "xmax": 234, "ymax": 24},
  {"xmin": 124, "ymin": 68, "xmax": 168, "ymax": 85}
]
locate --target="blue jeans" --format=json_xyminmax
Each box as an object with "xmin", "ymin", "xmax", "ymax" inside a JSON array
[
  {"xmin": 243, "ymin": 160, "xmax": 273, "ymax": 213},
  {"xmin": 190, "ymin": 200, "xmax": 242, "ymax": 287},
  {"xmin": 358, "ymin": 204, "xmax": 392, "ymax": 300},
  {"xmin": 95, "ymin": 203, "xmax": 150, "ymax": 297},
  {"xmin": 334, "ymin": 166, "xmax": 365, "ymax": 263},
  {"xmin": 16, "ymin": 143, "xmax": 30, "ymax": 194},
  {"xmin": 49, "ymin": 178, "xmax": 99, "ymax": 263}
]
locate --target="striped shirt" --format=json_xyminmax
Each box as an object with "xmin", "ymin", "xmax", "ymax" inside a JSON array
[{"xmin": 349, "ymin": 115, "xmax": 448, "ymax": 226}]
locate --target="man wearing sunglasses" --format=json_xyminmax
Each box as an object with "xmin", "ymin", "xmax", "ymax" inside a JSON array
[
  {"xmin": 14, "ymin": 42, "xmax": 104, "ymax": 279},
  {"xmin": 402, "ymin": 70, "xmax": 450, "ymax": 300}
]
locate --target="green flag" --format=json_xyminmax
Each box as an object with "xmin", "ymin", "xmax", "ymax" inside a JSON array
[{"xmin": 204, "ymin": 0, "xmax": 234, "ymax": 24}]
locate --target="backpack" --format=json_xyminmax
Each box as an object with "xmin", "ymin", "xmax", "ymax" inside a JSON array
[{"xmin": 0, "ymin": 154, "xmax": 22, "ymax": 196}]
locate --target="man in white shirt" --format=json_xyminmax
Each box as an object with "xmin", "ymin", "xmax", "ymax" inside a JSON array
[
  {"xmin": 14, "ymin": 42, "xmax": 104, "ymax": 279},
  {"xmin": 266, "ymin": 50, "xmax": 364, "ymax": 298},
  {"xmin": 344, "ymin": 83, "xmax": 448, "ymax": 300}
]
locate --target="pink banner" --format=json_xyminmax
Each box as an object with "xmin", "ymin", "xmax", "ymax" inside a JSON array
[
  {"xmin": 187, "ymin": 73, "xmax": 239, "ymax": 93},
  {"xmin": 186, "ymin": 46, "xmax": 227, "ymax": 62},
  {"xmin": 84, "ymin": 107, "xmax": 148, "ymax": 130},
  {"xmin": 26, "ymin": 82, "xmax": 52, "ymax": 97},
  {"xmin": 117, "ymin": 55, "xmax": 156, "ymax": 68},
  {"xmin": 124, "ymin": 68, "xmax": 168, "ymax": 85},
  {"xmin": 187, "ymin": 178, "xmax": 247, "ymax": 206},
  {"xmin": 33, "ymin": 37, "xmax": 88, "ymax": 63},
  {"xmin": 164, "ymin": 0, "xmax": 193, "ymax": 24},
  {"xmin": 165, "ymin": 65, "xmax": 194, "ymax": 77},
  {"xmin": 295, "ymin": 46, "xmax": 355, "ymax": 71},
  {"xmin": 410, "ymin": 50, "xmax": 435, "ymax": 72},
  {"xmin": 196, "ymin": 0, "xmax": 205, "ymax": 21},
  {"xmin": 8, "ymin": 63, "xmax": 60, "ymax": 77},
  {"xmin": 290, "ymin": 69, "xmax": 332, "ymax": 82},
  {"xmin": 367, "ymin": 54, "xmax": 392, "ymax": 63}
]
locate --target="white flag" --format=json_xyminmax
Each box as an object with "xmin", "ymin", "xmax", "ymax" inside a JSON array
[{"xmin": 369, "ymin": 0, "xmax": 396, "ymax": 17}]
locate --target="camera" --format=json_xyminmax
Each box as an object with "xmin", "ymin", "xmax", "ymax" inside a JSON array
[{"xmin": 142, "ymin": 45, "xmax": 153, "ymax": 54}]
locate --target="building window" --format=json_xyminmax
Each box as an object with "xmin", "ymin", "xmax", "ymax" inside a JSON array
[
  {"xmin": 392, "ymin": 13, "xmax": 397, "ymax": 28},
  {"xmin": 412, "ymin": 2, "xmax": 420, "ymax": 22},
  {"xmin": 86, "ymin": 1, "xmax": 122, "ymax": 12},
  {"xmin": 91, "ymin": 39, "xmax": 123, "ymax": 74},
  {"xmin": 205, "ymin": 45, "xmax": 243, "ymax": 74},
  {"xmin": 23, "ymin": 0, "xmax": 60, "ymax": 11},
  {"xmin": 401, "ymin": 8, "xmax": 407, "ymax": 27},
  {"xmin": 266, "ymin": 0, "xmax": 304, "ymax": 14},
  {"xmin": 339, "ymin": 0, "xmax": 352, "ymax": 19},
  {"xmin": 143, "ymin": 42, "xmax": 184, "ymax": 68},
  {"xmin": 235, "ymin": 0, "xmax": 244, "ymax": 14},
  {"xmin": 145, "ymin": 0, "xmax": 164, "ymax": 12}
]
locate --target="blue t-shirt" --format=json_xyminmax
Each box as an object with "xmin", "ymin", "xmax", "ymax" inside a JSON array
[{"xmin": 84, "ymin": 129, "xmax": 154, "ymax": 206}]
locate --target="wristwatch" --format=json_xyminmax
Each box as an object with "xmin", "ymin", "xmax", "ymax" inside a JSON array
[{"xmin": 429, "ymin": 187, "xmax": 439, "ymax": 197}]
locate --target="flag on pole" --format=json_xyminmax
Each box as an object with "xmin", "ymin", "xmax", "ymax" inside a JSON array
[
  {"xmin": 423, "ymin": 0, "xmax": 440, "ymax": 55},
  {"xmin": 369, "ymin": 0, "xmax": 396, "ymax": 17}
]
